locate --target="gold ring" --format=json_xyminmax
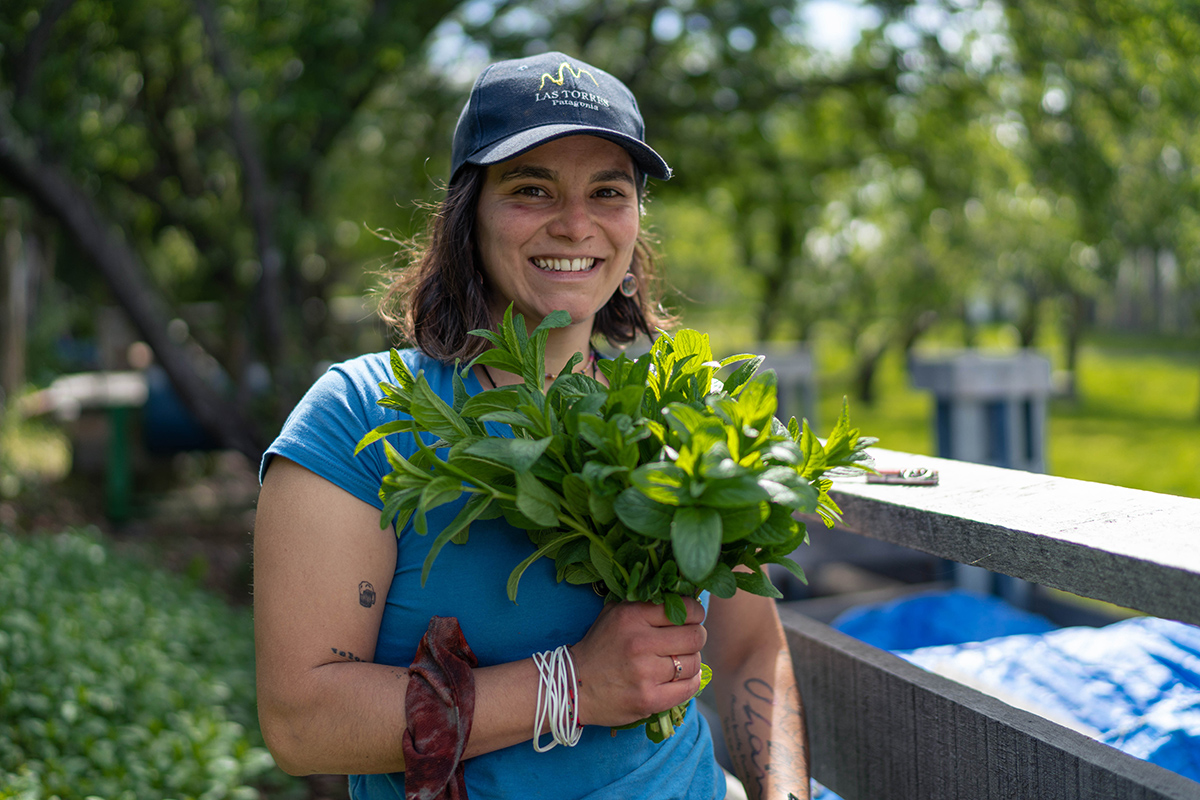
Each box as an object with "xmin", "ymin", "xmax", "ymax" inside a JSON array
[{"xmin": 671, "ymin": 656, "xmax": 682, "ymax": 681}]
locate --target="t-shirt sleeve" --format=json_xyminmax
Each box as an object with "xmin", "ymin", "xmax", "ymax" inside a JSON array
[{"xmin": 259, "ymin": 356, "xmax": 399, "ymax": 510}]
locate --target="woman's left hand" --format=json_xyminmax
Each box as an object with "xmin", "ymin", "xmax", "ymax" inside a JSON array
[{"xmin": 569, "ymin": 597, "xmax": 708, "ymax": 728}]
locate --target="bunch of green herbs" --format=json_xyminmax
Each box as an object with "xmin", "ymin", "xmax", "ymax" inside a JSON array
[{"xmin": 357, "ymin": 306, "xmax": 874, "ymax": 740}]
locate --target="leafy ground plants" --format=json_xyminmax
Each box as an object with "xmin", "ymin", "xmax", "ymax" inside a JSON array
[
  {"xmin": 357, "ymin": 307, "xmax": 874, "ymax": 740},
  {"xmin": 0, "ymin": 527, "xmax": 299, "ymax": 800}
]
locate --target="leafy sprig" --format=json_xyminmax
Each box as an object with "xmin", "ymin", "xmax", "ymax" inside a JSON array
[{"xmin": 356, "ymin": 305, "xmax": 875, "ymax": 740}]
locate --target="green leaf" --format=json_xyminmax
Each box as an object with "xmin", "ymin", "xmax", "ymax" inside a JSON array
[
  {"xmin": 452, "ymin": 362, "xmax": 469, "ymax": 411},
  {"xmin": 470, "ymin": 347, "xmax": 525, "ymax": 376},
  {"xmin": 630, "ymin": 462, "xmax": 689, "ymax": 505},
  {"xmin": 766, "ymin": 556, "xmax": 807, "ymax": 585},
  {"xmin": 663, "ymin": 592, "xmax": 688, "ymax": 626},
  {"xmin": 506, "ymin": 531, "xmax": 584, "ymax": 601},
  {"xmin": 588, "ymin": 491, "xmax": 616, "ymax": 525},
  {"xmin": 613, "ymin": 488, "xmax": 674, "ymax": 540},
  {"xmin": 749, "ymin": 504, "xmax": 802, "ymax": 545},
  {"xmin": 563, "ymin": 562, "xmax": 602, "ymax": 585},
  {"xmin": 419, "ymin": 476, "xmax": 463, "ymax": 511},
  {"xmin": 531, "ymin": 309, "xmax": 573, "ymax": 336},
  {"xmin": 581, "ymin": 461, "xmax": 628, "ymax": 493},
  {"xmin": 589, "ymin": 537, "xmax": 620, "ymax": 595},
  {"xmin": 798, "ymin": 418, "xmax": 827, "ymax": 478},
  {"xmin": 670, "ymin": 506, "xmax": 722, "ymax": 583},
  {"xmin": 698, "ymin": 562, "xmax": 738, "ymax": 599},
  {"xmin": 735, "ymin": 370, "xmax": 778, "ymax": 430},
  {"xmin": 460, "ymin": 389, "xmax": 521, "ymax": 420},
  {"xmin": 466, "ymin": 326, "xmax": 506, "ymax": 352},
  {"xmin": 606, "ymin": 384, "xmax": 646, "ymax": 417},
  {"xmin": 379, "ymin": 486, "xmax": 422, "ymax": 532},
  {"xmin": 464, "ymin": 437, "xmax": 552, "ymax": 473},
  {"xmin": 390, "ymin": 349, "xmax": 417, "ymax": 391},
  {"xmin": 561, "ymin": 473, "xmax": 591, "ymax": 516},
  {"xmin": 515, "ymin": 472, "xmax": 560, "ymax": 528},
  {"xmin": 700, "ymin": 475, "xmax": 771, "ymax": 508},
  {"xmin": 383, "ymin": 439, "xmax": 434, "ymax": 482},
  {"xmin": 411, "ymin": 376, "xmax": 472, "ymax": 442},
  {"xmin": 355, "ymin": 419, "xmax": 420, "ymax": 455},
  {"xmin": 419, "ymin": 494, "xmax": 493, "ymax": 585},
  {"xmin": 759, "ymin": 478, "xmax": 819, "ymax": 512},
  {"xmin": 718, "ymin": 502, "xmax": 770, "ymax": 542},
  {"xmin": 661, "ymin": 403, "xmax": 710, "ymax": 442},
  {"xmin": 720, "ymin": 354, "xmax": 764, "ymax": 395},
  {"xmin": 734, "ymin": 567, "xmax": 783, "ymax": 599}
]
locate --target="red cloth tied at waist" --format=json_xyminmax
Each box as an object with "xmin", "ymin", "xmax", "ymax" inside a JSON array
[{"xmin": 402, "ymin": 616, "xmax": 478, "ymax": 800}]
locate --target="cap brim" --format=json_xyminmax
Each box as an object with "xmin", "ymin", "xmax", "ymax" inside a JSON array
[{"xmin": 467, "ymin": 124, "xmax": 672, "ymax": 180}]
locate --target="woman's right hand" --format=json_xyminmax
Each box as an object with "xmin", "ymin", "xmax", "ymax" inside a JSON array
[{"xmin": 569, "ymin": 598, "xmax": 708, "ymax": 728}]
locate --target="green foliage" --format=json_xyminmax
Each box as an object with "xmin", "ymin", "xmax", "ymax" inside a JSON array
[
  {"xmin": 357, "ymin": 306, "xmax": 874, "ymax": 740},
  {"xmin": 0, "ymin": 527, "xmax": 299, "ymax": 800}
]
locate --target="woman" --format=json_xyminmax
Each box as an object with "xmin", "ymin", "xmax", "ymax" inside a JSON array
[{"xmin": 254, "ymin": 51, "xmax": 810, "ymax": 800}]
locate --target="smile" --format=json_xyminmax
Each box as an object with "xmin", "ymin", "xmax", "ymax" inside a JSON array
[{"xmin": 532, "ymin": 257, "xmax": 597, "ymax": 273}]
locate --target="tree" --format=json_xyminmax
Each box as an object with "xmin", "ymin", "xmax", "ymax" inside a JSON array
[{"xmin": 1, "ymin": 0, "xmax": 458, "ymax": 461}]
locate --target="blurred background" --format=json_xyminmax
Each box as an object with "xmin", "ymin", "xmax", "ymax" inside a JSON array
[{"xmin": 1, "ymin": 1, "xmax": 1198, "ymax": 797}]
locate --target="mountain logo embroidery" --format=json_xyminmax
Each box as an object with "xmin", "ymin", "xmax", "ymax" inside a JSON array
[
  {"xmin": 534, "ymin": 62, "xmax": 610, "ymax": 109},
  {"xmin": 538, "ymin": 61, "xmax": 599, "ymax": 91}
]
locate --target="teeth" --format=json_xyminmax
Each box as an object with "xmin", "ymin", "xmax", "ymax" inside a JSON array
[{"xmin": 533, "ymin": 257, "xmax": 596, "ymax": 272}]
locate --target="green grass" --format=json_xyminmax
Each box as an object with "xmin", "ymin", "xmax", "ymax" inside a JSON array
[{"xmin": 1049, "ymin": 345, "xmax": 1200, "ymax": 497}]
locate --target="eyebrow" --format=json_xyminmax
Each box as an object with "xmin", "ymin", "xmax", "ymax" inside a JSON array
[
  {"xmin": 495, "ymin": 165, "xmax": 636, "ymax": 186},
  {"xmin": 497, "ymin": 165, "xmax": 556, "ymax": 183}
]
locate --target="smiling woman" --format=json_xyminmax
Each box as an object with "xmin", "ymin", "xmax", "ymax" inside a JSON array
[
  {"xmin": 474, "ymin": 136, "xmax": 641, "ymax": 362},
  {"xmin": 253, "ymin": 51, "xmax": 811, "ymax": 800}
]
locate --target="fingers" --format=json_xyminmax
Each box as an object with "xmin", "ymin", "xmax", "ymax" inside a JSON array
[
  {"xmin": 643, "ymin": 596, "xmax": 706, "ymax": 627},
  {"xmin": 570, "ymin": 600, "xmax": 709, "ymax": 727}
]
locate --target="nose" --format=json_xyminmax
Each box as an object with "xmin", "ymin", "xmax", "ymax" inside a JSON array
[{"xmin": 546, "ymin": 195, "xmax": 594, "ymax": 242}]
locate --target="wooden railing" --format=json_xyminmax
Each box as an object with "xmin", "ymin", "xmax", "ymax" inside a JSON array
[{"xmin": 780, "ymin": 448, "xmax": 1200, "ymax": 800}]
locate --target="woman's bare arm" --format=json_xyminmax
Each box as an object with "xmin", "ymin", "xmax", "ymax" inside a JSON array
[{"xmin": 705, "ymin": 587, "xmax": 811, "ymax": 800}]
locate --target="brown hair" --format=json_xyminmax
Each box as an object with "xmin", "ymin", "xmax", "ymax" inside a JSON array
[{"xmin": 377, "ymin": 164, "xmax": 675, "ymax": 363}]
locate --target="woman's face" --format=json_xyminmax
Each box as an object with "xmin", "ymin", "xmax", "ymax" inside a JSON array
[{"xmin": 475, "ymin": 135, "xmax": 640, "ymax": 330}]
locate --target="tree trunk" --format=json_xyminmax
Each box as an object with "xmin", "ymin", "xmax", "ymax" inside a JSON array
[
  {"xmin": 852, "ymin": 344, "xmax": 886, "ymax": 406},
  {"xmin": 1061, "ymin": 290, "xmax": 1087, "ymax": 403},
  {"xmin": 1, "ymin": 199, "xmax": 27, "ymax": 402},
  {"xmin": 755, "ymin": 210, "xmax": 795, "ymax": 342},
  {"xmin": 0, "ymin": 124, "xmax": 265, "ymax": 463},
  {"xmin": 194, "ymin": 0, "xmax": 289, "ymax": 396},
  {"xmin": 1016, "ymin": 287, "xmax": 1040, "ymax": 348}
]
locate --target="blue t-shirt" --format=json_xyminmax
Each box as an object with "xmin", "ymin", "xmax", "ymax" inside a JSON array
[{"xmin": 262, "ymin": 349, "xmax": 724, "ymax": 800}]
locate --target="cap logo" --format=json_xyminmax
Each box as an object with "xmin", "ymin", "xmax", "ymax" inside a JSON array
[
  {"xmin": 538, "ymin": 61, "xmax": 598, "ymax": 91},
  {"xmin": 534, "ymin": 61, "xmax": 610, "ymax": 110}
]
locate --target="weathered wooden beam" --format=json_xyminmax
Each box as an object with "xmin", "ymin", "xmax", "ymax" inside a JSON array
[
  {"xmin": 817, "ymin": 449, "xmax": 1200, "ymax": 626},
  {"xmin": 781, "ymin": 607, "xmax": 1200, "ymax": 800}
]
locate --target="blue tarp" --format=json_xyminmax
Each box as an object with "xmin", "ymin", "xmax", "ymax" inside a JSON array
[{"xmin": 808, "ymin": 590, "xmax": 1200, "ymax": 796}]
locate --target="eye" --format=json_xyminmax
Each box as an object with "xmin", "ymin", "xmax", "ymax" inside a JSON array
[
  {"xmin": 514, "ymin": 185, "xmax": 549, "ymax": 198},
  {"xmin": 593, "ymin": 186, "xmax": 627, "ymax": 199}
]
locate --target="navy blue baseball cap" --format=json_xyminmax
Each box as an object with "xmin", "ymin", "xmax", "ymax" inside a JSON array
[{"xmin": 450, "ymin": 52, "xmax": 672, "ymax": 183}]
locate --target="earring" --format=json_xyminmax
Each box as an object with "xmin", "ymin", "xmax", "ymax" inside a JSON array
[{"xmin": 620, "ymin": 271, "xmax": 638, "ymax": 298}]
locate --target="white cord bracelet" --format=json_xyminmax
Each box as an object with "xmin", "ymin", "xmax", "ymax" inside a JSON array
[{"xmin": 532, "ymin": 645, "xmax": 583, "ymax": 751}]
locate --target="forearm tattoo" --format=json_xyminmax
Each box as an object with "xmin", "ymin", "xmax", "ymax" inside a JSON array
[
  {"xmin": 722, "ymin": 677, "xmax": 809, "ymax": 800},
  {"xmin": 331, "ymin": 647, "xmax": 367, "ymax": 662}
]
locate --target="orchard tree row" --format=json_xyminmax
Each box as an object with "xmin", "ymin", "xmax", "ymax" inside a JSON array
[{"xmin": 2, "ymin": 0, "xmax": 1198, "ymax": 461}]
